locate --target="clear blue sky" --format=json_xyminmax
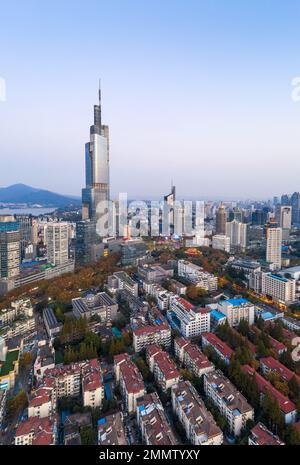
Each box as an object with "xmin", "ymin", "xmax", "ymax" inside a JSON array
[{"xmin": 1, "ymin": 0, "xmax": 300, "ymax": 200}]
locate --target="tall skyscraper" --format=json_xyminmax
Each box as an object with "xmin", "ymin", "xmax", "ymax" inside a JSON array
[
  {"xmin": 266, "ymin": 222, "xmax": 282, "ymax": 270},
  {"xmin": 225, "ymin": 220, "xmax": 247, "ymax": 251},
  {"xmin": 216, "ymin": 204, "xmax": 227, "ymax": 234},
  {"xmin": 291, "ymin": 192, "xmax": 300, "ymax": 226},
  {"xmin": 0, "ymin": 220, "xmax": 20, "ymax": 279},
  {"xmin": 82, "ymin": 83, "xmax": 110, "ymax": 223},
  {"xmin": 46, "ymin": 222, "xmax": 69, "ymax": 265},
  {"xmin": 163, "ymin": 182, "xmax": 176, "ymax": 235},
  {"xmin": 275, "ymin": 205, "xmax": 292, "ymax": 231},
  {"xmin": 76, "ymin": 85, "xmax": 110, "ymax": 265}
]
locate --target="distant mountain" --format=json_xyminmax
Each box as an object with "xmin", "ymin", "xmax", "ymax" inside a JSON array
[{"xmin": 0, "ymin": 184, "xmax": 81, "ymax": 207}]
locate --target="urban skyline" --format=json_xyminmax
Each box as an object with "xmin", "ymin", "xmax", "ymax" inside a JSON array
[{"xmin": 1, "ymin": 1, "xmax": 300, "ymax": 199}]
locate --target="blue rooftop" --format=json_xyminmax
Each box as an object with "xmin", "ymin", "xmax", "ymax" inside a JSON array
[
  {"xmin": 211, "ymin": 309, "xmax": 226, "ymax": 321},
  {"xmin": 270, "ymin": 274, "xmax": 288, "ymax": 282},
  {"xmin": 261, "ymin": 311, "xmax": 275, "ymax": 321},
  {"xmin": 98, "ymin": 418, "xmax": 106, "ymax": 426}
]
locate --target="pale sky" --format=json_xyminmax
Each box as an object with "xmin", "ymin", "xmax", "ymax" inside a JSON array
[{"xmin": 1, "ymin": 0, "xmax": 300, "ymax": 200}]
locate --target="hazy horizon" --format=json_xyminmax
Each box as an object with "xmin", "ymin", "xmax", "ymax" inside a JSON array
[{"xmin": 1, "ymin": 0, "xmax": 300, "ymax": 200}]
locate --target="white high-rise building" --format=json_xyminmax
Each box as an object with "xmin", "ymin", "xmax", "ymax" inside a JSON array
[
  {"xmin": 225, "ymin": 220, "xmax": 247, "ymax": 250},
  {"xmin": 212, "ymin": 235, "xmax": 230, "ymax": 253},
  {"xmin": 279, "ymin": 206, "xmax": 292, "ymax": 230},
  {"xmin": 46, "ymin": 222, "xmax": 69, "ymax": 266},
  {"xmin": 261, "ymin": 273, "xmax": 296, "ymax": 304},
  {"xmin": 266, "ymin": 225, "xmax": 282, "ymax": 270}
]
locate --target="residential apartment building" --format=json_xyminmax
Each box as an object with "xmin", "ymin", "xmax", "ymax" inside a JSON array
[
  {"xmin": 248, "ymin": 422, "xmax": 285, "ymax": 445},
  {"xmin": 82, "ymin": 359, "xmax": 104, "ymax": 408},
  {"xmin": 212, "ymin": 234, "xmax": 230, "ymax": 253},
  {"xmin": 136, "ymin": 393, "xmax": 178, "ymax": 445},
  {"xmin": 168, "ymin": 297, "xmax": 210, "ymax": 338},
  {"xmin": 266, "ymin": 224, "xmax": 282, "ymax": 270},
  {"xmin": 133, "ymin": 323, "xmax": 171, "ymax": 352},
  {"xmin": 201, "ymin": 332, "xmax": 234, "ymax": 365},
  {"xmin": 174, "ymin": 337, "xmax": 214, "ymax": 378},
  {"xmin": 242, "ymin": 365, "xmax": 297, "ymax": 424},
  {"xmin": 172, "ymin": 381, "xmax": 223, "ymax": 445},
  {"xmin": 46, "ymin": 221, "xmax": 69, "ymax": 266},
  {"xmin": 204, "ymin": 370, "xmax": 254, "ymax": 436},
  {"xmin": 114, "ymin": 353, "xmax": 145, "ymax": 413},
  {"xmin": 261, "ymin": 273, "xmax": 296, "ymax": 304},
  {"xmin": 259, "ymin": 357, "xmax": 300, "ymax": 386},
  {"xmin": 15, "ymin": 416, "xmax": 56, "ymax": 445},
  {"xmin": 146, "ymin": 345, "xmax": 180, "ymax": 392},
  {"xmin": 225, "ymin": 220, "xmax": 247, "ymax": 251},
  {"xmin": 98, "ymin": 412, "xmax": 127, "ymax": 445},
  {"xmin": 177, "ymin": 260, "xmax": 218, "ymax": 291}
]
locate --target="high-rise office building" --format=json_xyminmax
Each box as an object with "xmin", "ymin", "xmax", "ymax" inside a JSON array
[
  {"xmin": 46, "ymin": 222, "xmax": 69, "ymax": 266},
  {"xmin": 164, "ymin": 183, "xmax": 176, "ymax": 236},
  {"xmin": 14, "ymin": 214, "xmax": 38, "ymax": 260},
  {"xmin": 216, "ymin": 204, "xmax": 227, "ymax": 235},
  {"xmin": 281, "ymin": 194, "xmax": 290, "ymax": 206},
  {"xmin": 0, "ymin": 221, "xmax": 20, "ymax": 279},
  {"xmin": 75, "ymin": 219, "xmax": 104, "ymax": 265},
  {"xmin": 82, "ymin": 84, "xmax": 110, "ymax": 223},
  {"xmin": 291, "ymin": 192, "xmax": 300, "ymax": 226},
  {"xmin": 228, "ymin": 208, "xmax": 243, "ymax": 223},
  {"xmin": 266, "ymin": 222, "xmax": 282, "ymax": 270},
  {"xmin": 76, "ymin": 85, "xmax": 110, "ymax": 265}
]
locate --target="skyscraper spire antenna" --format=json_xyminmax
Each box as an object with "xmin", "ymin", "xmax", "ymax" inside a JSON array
[{"xmin": 99, "ymin": 78, "xmax": 101, "ymax": 106}]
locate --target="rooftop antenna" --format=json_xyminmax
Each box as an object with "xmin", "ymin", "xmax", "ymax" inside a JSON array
[{"xmin": 98, "ymin": 78, "xmax": 102, "ymax": 106}]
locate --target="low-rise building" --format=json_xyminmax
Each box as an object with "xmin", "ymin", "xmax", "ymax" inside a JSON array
[
  {"xmin": 72, "ymin": 292, "xmax": 118, "ymax": 323},
  {"xmin": 260, "ymin": 356, "xmax": 300, "ymax": 386},
  {"xmin": 217, "ymin": 298, "xmax": 255, "ymax": 327},
  {"xmin": 172, "ymin": 381, "xmax": 223, "ymax": 445},
  {"xmin": 174, "ymin": 337, "xmax": 214, "ymax": 378},
  {"xmin": 133, "ymin": 323, "xmax": 171, "ymax": 352},
  {"xmin": 201, "ymin": 332, "xmax": 234, "ymax": 365},
  {"xmin": 281, "ymin": 316, "xmax": 300, "ymax": 333},
  {"xmin": 0, "ymin": 389, "xmax": 7, "ymax": 428},
  {"xmin": 242, "ymin": 365, "xmax": 297, "ymax": 424},
  {"xmin": 98, "ymin": 412, "xmax": 127, "ymax": 445},
  {"xmin": 15, "ymin": 416, "xmax": 57, "ymax": 445},
  {"xmin": 146, "ymin": 345, "xmax": 180, "ymax": 392},
  {"xmin": 178, "ymin": 260, "xmax": 218, "ymax": 291},
  {"xmin": 204, "ymin": 370, "xmax": 254, "ymax": 436},
  {"xmin": 34, "ymin": 343, "xmax": 55, "ymax": 382},
  {"xmin": 114, "ymin": 353, "xmax": 145, "ymax": 413},
  {"xmin": 82, "ymin": 359, "xmax": 104, "ymax": 408},
  {"xmin": 108, "ymin": 271, "xmax": 138, "ymax": 297},
  {"xmin": 136, "ymin": 393, "xmax": 178, "ymax": 445},
  {"xmin": 248, "ymin": 422, "xmax": 285, "ymax": 445},
  {"xmin": 43, "ymin": 307, "xmax": 63, "ymax": 339}
]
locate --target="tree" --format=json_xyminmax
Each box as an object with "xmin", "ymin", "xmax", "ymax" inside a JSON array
[
  {"xmin": 80, "ymin": 426, "xmax": 96, "ymax": 445},
  {"xmin": 6, "ymin": 390, "xmax": 28, "ymax": 420},
  {"xmin": 284, "ymin": 424, "xmax": 300, "ymax": 445},
  {"xmin": 20, "ymin": 352, "xmax": 33, "ymax": 369}
]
